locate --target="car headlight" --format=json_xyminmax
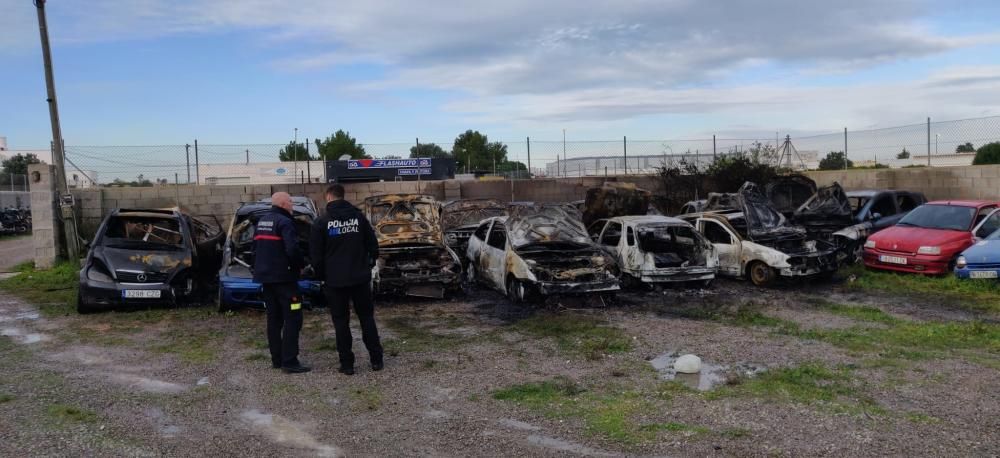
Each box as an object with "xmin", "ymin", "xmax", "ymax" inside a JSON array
[
  {"xmin": 86, "ymin": 264, "xmax": 114, "ymax": 283},
  {"xmin": 863, "ymin": 240, "xmax": 876, "ymax": 249},
  {"xmin": 917, "ymin": 246, "xmax": 941, "ymax": 255},
  {"xmin": 956, "ymin": 256, "xmax": 967, "ymax": 269}
]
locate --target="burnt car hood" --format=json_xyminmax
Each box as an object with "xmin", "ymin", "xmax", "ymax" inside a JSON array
[
  {"xmin": 507, "ymin": 205, "xmax": 592, "ymax": 249},
  {"xmin": 737, "ymin": 182, "xmax": 806, "ymax": 241},
  {"xmin": 94, "ymin": 246, "xmax": 192, "ymax": 278},
  {"xmin": 767, "ymin": 175, "xmax": 817, "ymax": 215}
]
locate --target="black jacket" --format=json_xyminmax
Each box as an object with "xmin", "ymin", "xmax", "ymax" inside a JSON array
[
  {"xmin": 252, "ymin": 206, "xmax": 304, "ymax": 284},
  {"xmin": 310, "ymin": 200, "xmax": 380, "ymax": 288}
]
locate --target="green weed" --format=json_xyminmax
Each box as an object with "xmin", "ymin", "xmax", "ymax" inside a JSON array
[
  {"xmin": 513, "ymin": 313, "xmax": 633, "ymax": 359},
  {"xmin": 843, "ymin": 264, "xmax": 1000, "ymax": 315},
  {"xmin": 47, "ymin": 404, "xmax": 98, "ymax": 423},
  {"xmin": 0, "ymin": 262, "xmax": 78, "ymax": 316}
]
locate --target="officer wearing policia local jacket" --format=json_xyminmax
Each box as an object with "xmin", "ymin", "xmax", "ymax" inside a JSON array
[
  {"xmin": 253, "ymin": 192, "xmax": 310, "ymax": 374},
  {"xmin": 309, "ymin": 184, "xmax": 384, "ymax": 375}
]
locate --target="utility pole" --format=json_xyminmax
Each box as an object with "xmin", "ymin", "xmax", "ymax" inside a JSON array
[{"xmin": 34, "ymin": 0, "xmax": 79, "ymax": 259}]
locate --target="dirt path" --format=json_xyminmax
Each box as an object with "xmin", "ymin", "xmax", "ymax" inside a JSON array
[
  {"xmin": 0, "ymin": 235, "xmax": 33, "ymax": 273},
  {"xmin": 0, "ymin": 280, "xmax": 997, "ymax": 456}
]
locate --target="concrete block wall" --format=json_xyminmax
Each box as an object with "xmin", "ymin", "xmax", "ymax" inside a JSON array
[
  {"xmin": 29, "ymin": 164, "xmax": 61, "ymax": 268},
  {"xmin": 806, "ymin": 165, "xmax": 1000, "ymax": 201},
  {"xmin": 68, "ymin": 175, "xmax": 662, "ymax": 239}
]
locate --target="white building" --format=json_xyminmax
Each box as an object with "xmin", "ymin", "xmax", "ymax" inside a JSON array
[{"xmin": 199, "ymin": 161, "xmax": 327, "ymax": 185}]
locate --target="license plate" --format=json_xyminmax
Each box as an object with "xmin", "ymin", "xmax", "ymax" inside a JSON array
[
  {"xmin": 879, "ymin": 255, "xmax": 908, "ymax": 265},
  {"xmin": 122, "ymin": 290, "xmax": 162, "ymax": 299},
  {"xmin": 970, "ymin": 271, "xmax": 998, "ymax": 279}
]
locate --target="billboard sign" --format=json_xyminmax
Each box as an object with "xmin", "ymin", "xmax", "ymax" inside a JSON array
[{"xmin": 347, "ymin": 158, "xmax": 431, "ymax": 170}]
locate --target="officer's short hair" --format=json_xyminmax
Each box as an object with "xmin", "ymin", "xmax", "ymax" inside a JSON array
[{"xmin": 326, "ymin": 184, "xmax": 345, "ymax": 199}]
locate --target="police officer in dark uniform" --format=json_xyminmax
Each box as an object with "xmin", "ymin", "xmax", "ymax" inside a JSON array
[
  {"xmin": 254, "ymin": 192, "xmax": 310, "ymax": 374},
  {"xmin": 309, "ymin": 184, "xmax": 384, "ymax": 375}
]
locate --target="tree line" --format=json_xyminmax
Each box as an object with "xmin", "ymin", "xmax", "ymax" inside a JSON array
[{"xmin": 278, "ymin": 129, "xmax": 526, "ymax": 173}]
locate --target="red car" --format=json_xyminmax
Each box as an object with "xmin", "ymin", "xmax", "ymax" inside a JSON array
[{"xmin": 863, "ymin": 200, "xmax": 1000, "ymax": 274}]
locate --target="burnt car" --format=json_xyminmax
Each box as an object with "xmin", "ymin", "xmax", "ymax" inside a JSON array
[
  {"xmin": 217, "ymin": 196, "xmax": 324, "ymax": 311},
  {"xmin": 680, "ymin": 183, "xmax": 838, "ymax": 286},
  {"xmin": 581, "ymin": 183, "xmax": 651, "ymax": 227},
  {"xmin": 78, "ymin": 208, "xmax": 223, "ymax": 313},
  {"xmin": 766, "ymin": 174, "xmax": 817, "ymax": 217},
  {"xmin": 588, "ymin": 216, "xmax": 717, "ymax": 287},
  {"xmin": 466, "ymin": 205, "xmax": 619, "ymax": 302},
  {"xmin": 791, "ymin": 182, "xmax": 854, "ymax": 240},
  {"xmin": 365, "ymin": 194, "xmax": 462, "ymax": 298},
  {"xmin": 441, "ymin": 199, "xmax": 507, "ymax": 259},
  {"xmin": 831, "ymin": 190, "xmax": 927, "ymax": 261}
]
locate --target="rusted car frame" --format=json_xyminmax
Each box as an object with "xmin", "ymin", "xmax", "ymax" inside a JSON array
[
  {"xmin": 441, "ymin": 198, "xmax": 507, "ymax": 259},
  {"xmin": 364, "ymin": 194, "xmax": 462, "ymax": 298},
  {"xmin": 680, "ymin": 183, "xmax": 838, "ymax": 286},
  {"xmin": 466, "ymin": 205, "xmax": 619, "ymax": 302},
  {"xmin": 588, "ymin": 215, "xmax": 717, "ymax": 287}
]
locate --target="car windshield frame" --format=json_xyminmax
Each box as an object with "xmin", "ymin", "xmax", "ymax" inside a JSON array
[
  {"xmin": 896, "ymin": 204, "xmax": 976, "ymax": 231},
  {"xmin": 101, "ymin": 215, "xmax": 186, "ymax": 250}
]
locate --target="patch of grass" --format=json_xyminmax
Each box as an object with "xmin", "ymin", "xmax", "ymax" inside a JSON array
[
  {"xmin": 245, "ymin": 352, "xmax": 268, "ymax": 362},
  {"xmin": 47, "ymin": 404, "xmax": 98, "ymax": 424},
  {"xmin": 905, "ymin": 412, "xmax": 940, "ymax": 424},
  {"xmin": 804, "ymin": 298, "xmax": 901, "ymax": 325},
  {"xmin": 843, "ymin": 264, "xmax": 1000, "ymax": 315},
  {"xmin": 149, "ymin": 329, "xmax": 223, "ymax": 364},
  {"xmin": 708, "ymin": 363, "xmax": 884, "ymax": 415},
  {"xmin": 513, "ymin": 313, "xmax": 633, "ymax": 359},
  {"xmin": 720, "ymin": 427, "xmax": 752, "ymax": 438},
  {"xmin": 792, "ymin": 320, "xmax": 999, "ymax": 359},
  {"xmin": 382, "ymin": 316, "xmax": 468, "ymax": 353},
  {"xmin": 494, "ymin": 378, "xmax": 707, "ymax": 444},
  {"xmin": 0, "ymin": 393, "xmax": 13, "ymax": 403},
  {"xmin": 653, "ymin": 380, "xmax": 695, "ymax": 400},
  {"xmin": 314, "ymin": 338, "xmax": 338, "ymax": 352},
  {"xmin": 351, "ymin": 386, "xmax": 382, "ymax": 411},
  {"xmin": 0, "ymin": 262, "xmax": 78, "ymax": 316}
]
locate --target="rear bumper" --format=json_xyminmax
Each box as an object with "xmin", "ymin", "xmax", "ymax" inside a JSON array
[
  {"xmin": 219, "ymin": 277, "xmax": 323, "ymax": 309},
  {"xmin": 862, "ymin": 248, "xmax": 951, "ymax": 275},
  {"xmin": 535, "ymin": 278, "xmax": 620, "ymax": 295}
]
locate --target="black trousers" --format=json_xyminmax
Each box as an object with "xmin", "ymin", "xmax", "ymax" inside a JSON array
[
  {"xmin": 326, "ymin": 282, "xmax": 383, "ymax": 368},
  {"xmin": 262, "ymin": 282, "xmax": 303, "ymax": 368}
]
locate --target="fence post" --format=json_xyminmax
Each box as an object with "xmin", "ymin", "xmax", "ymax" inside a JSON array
[
  {"xmin": 174, "ymin": 173, "xmax": 180, "ymax": 207},
  {"xmin": 927, "ymin": 117, "xmax": 931, "ymax": 167},
  {"xmin": 194, "ymin": 139, "xmax": 200, "ymax": 185},
  {"xmin": 306, "ymin": 139, "xmax": 311, "ymax": 183},
  {"xmin": 9, "ymin": 173, "xmax": 12, "ymax": 192},
  {"xmin": 526, "ymin": 137, "xmax": 531, "ymax": 179},
  {"xmin": 185, "ymin": 144, "xmax": 191, "ymax": 184},
  {"xmin": 712, "ymin": 135, "xmax": 716, "ymax": 160},
  {"xmin": 844, "ymin": 127, "xmax": 848, "ymax": 170},
  {"xmin": 623, "ymin": 136, "xmax": 628, "ymax": 175}
]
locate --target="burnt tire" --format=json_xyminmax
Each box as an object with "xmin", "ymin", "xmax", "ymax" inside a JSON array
[
  {"xmin": 216, "ymin": 288, "xmax": 232, "ymax": 313},
  {"xmin": 748, "ymin": 261, "xmax": 776, "ymax": 287}
]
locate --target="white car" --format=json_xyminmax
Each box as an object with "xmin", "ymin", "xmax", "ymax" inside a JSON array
[
  {"xmin": 587, "ymin": 216, "xmax": 718, "ymax": 287},
  {"xmin": 466, "ymin": 205, "xmax": 620, "ymax": 302}
]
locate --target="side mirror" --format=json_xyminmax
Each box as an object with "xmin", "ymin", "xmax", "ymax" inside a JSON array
[{"xmin": 871, "ymin": 212, "xmax": 882, "ymax": 220}]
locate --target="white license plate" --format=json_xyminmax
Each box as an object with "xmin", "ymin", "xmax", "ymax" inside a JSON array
[
  {"xmin": 122, "ymin": 290, "xmax": 162, "ymax": 299},
  {"xmin": 970, "ymin": 271, "xmax": 998, "ymax": 279},
  {"xmin": 879, "ymin": 255, "xmax": 908, "ymax": 265}
]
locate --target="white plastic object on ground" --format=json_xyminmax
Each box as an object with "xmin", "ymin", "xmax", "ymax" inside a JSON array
[{"xmin": 674, "ymin": 354, "xmax": 702, "ymax": 373}]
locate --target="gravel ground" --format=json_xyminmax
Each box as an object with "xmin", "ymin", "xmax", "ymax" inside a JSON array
[{"xmin": 0, "ymin": 278, "xmax": 997, "ymax": 457}]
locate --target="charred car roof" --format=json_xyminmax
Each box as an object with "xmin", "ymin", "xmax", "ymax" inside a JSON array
[
  {"xmin": 506, "ymin": 204, "xmax": 592, "ymax": 248},
  {"xmin": 441, "ymin": 199, "xmax": 506, "ymax": 230}
]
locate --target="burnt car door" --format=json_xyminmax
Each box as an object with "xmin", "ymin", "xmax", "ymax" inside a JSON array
[
  {"xmin": 587, "ymin": 220, "xmax": 609, "ymax": 243},
  {"xmin": 698, "ymin": 218, "xmax": 741, "ymax": 277},
  {"xmin": 478, "ymin": 220, "xmax": 508, "ymax": 290}
]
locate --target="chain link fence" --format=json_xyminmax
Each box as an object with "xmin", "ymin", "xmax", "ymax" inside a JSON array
[{"xmin": 55, "ymin": 115, "xmax": 1000, "ymax": 185}]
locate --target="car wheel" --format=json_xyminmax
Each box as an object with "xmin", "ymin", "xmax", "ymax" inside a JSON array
[
  {"xmin": 621, "ymin": 273, "xmax": 641, "ymax": 290},
  {"xmin": 76, "ymin": 293, "xmax": 96, "ymax": 314},
  {"xmin": 216, "ymin": 288, "xmax": 231, "ymax": 313},
  {"xmin": 748, "ymin": 261, "xmax": 776, "ymax": 287}
]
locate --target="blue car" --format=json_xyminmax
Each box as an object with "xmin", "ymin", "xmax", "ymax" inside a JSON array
[
  {"xmin": 955, "ymin": 209, "xmax": 1000, "ymax": 280},
  {"xmin": 217, "ymin": 196, "xmax": 325, "ymax": 311}
]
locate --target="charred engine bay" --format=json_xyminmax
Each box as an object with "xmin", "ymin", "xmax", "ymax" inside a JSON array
[{"xmin": 515, "ymin": 243, "xmax": 613, "ymax": 282}]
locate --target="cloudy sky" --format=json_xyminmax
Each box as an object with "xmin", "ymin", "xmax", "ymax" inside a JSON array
[{"xmin": 2, "ymin": 0, "xmax": 999, "ymax": 155}]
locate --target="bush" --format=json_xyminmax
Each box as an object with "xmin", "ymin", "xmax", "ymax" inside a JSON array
[{"xmin": 972, "ymin": 142, "xmax": 1000, "ymax": 165}]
